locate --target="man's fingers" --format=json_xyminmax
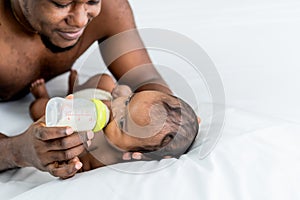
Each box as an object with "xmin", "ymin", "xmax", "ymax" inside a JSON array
[
  {"xmin": 48, "ymin": 157, "xmax": 82, "ymax": 179},
  {"xmin": 47, "ymin": 144, "xmax": 86, "ymax": 163},
  {"xmin": 45, "ymin": 131, "xmax": 94, "ymax": 151},
  {"xmin": 77, "ymin": 131, "xmax": 94, "ymax": 146},
  {"xmin": 35, "ymin": 126, "xmax": 74, "ymax": 140},
  {"xmin": 35, "ymin": 130, "xmax": 93, "ymax": 166}
]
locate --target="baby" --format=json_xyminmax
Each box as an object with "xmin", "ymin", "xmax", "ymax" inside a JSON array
[{"xmin": 29, "ymin": 70, "xmax": 199, "ymax": 170}]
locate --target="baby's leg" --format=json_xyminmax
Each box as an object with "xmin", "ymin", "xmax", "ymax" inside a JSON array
[
  {"xmin": 93, "ymin": 73, "xmax": 115, "ymax": 93},
  {"xmin": 70, "ymin": 70, "xmax": 115, "ymax": 93},
  {"xmin": 29, "ymin": 79, "xmax": 50, "ymax": 121},
  {"xmin": 68, "ymin": 69, "xmax": 79, "ymax": 94}
]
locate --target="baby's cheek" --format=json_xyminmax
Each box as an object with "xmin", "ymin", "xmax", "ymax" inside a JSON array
[{"xmin": 111, "ymin": 99, "xmax": 127, "ymax": 118}]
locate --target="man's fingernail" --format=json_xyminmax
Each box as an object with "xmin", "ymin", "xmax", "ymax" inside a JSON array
[
  {"xmin": 197, "ymin": 117, "xmax": 201, "ymax": 124},
  {"xmin": 66, "ymin": 94, "xmax": 74, "ymax": 99},
  {"xmin": 87, "ymin": 131, "xmax": 94, "ymax": 140},
  {"xmin": 122, "ymin": 152, "xmax": 131, "ymax": 160},
  {"xmin": 87, "ymin": 140, "xmax": 92, "ymax": 147},
  {"xmin": 75, "ymin": 162, "xmax": 83, "ymax": 170},
  {"xmin": 66, "ymin": 127, "xmax": 73, "ymax": 135},
  {"xmin": 133, "ymin": 153, "xmax": 142, "ymax": 160}
]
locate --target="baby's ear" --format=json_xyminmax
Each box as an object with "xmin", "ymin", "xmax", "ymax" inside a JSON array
[{"xmin": 112, "ymin": 85, "xmax": 132, "ymax": 99}]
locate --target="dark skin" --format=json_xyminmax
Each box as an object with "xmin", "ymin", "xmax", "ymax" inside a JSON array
[
  {"xmin": 0, "ymin": 0, "xmax": 171, "ymax": 179},
  {"xmin": 28, "ymin": 71, "xmax": 165, "ymax": 173}
]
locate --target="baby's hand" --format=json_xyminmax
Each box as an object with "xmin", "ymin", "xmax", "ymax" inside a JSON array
[
  {"xmin": 122, "ymin": 152, "xmax": 172, "ymax": 161},
  {"xmin": 112, "ymin": 85, "xmax": 132, "ymax": 99}
]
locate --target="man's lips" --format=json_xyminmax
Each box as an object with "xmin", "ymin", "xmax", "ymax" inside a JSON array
[{"xmin": 57, "ymin": 29, "xmax": 84, "ymax": 41}]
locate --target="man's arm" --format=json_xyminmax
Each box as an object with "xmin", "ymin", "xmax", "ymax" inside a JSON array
[
  {"xmin": 92, "ymin": 0, "xmax": 172, "ymax": 162},
  {"xmin": 0, "ymin": 134, "xmax": 17, "ymax": 171},
  {"xmin": 97, "ymin": 0, "xmax": 172, "ymax": 94}
]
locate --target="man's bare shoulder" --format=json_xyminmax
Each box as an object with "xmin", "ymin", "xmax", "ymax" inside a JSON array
[
  {"xmin": 0, "ymin": 0, "xmax": 4, "ymax": 14},
  {"xmin": 87, "ymin": 0, "xmax": 136, "ymax": 39}
]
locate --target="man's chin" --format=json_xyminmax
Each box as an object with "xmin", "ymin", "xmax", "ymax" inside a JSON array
[{"xmin": 40, "ymin": 34, "xmax": 79, "ymax": 53}]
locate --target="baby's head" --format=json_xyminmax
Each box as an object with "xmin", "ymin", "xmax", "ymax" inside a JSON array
[{"xmin": 105, "ymin": 86, "xmax": 199, "ymax": 160}]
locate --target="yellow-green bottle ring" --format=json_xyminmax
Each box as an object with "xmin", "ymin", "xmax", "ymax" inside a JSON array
[{"xmin": 91, "ymin": 98, "xmax": 108, "ymax": 132}]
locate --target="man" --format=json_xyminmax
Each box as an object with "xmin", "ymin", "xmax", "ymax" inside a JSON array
[{"xmin": 0, "ymin": 0, "xmax": 171, "ymax": 178}]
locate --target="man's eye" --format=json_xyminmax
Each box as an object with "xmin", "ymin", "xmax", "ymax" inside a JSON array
[
  {"xmin": 87, "ymin": 0, "xmax": 101, "ymax": 5},
  {"xmin": 52, "ymin": 1, "xmax": 71, "ymax": 8}
]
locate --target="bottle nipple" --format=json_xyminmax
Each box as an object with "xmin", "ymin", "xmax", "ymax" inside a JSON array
[{"xmin": 91, "ymin": 98, "xmax": 110, "ymax": 132}]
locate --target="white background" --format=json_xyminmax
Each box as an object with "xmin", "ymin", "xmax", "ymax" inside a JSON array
[
  {"xmin": 1, "ymin": 1, "xmax": 300, "ymax": 200},
  {"xmin": 129, "ymin": 0, "xmax": 300, "ymax": 123}
]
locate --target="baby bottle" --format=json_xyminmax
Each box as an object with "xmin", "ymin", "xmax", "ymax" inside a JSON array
[{"xmin": 45, "ymin": 97, "xmax": 110, "ymax": 132}]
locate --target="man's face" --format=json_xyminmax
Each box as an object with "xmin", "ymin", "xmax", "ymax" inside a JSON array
[{"xmin": 23, "ymin": 0, "xmax": 101, "ymax": 50}]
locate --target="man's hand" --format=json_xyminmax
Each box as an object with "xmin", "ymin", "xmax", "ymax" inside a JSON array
[{"xmin": 13, "ymin": 117, "xmax": 94, "ymax": 179}]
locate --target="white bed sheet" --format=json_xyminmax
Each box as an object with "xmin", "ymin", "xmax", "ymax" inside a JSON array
[
  {"xmin": 1, "ymin": 108, "xmax": 300, "ymax": 200},
  {"xmin": 1, "ymin": 0, "xmax": 300, "ymax": 199}
]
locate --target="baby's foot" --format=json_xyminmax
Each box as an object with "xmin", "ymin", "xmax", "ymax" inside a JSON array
[
  {"xmin": 68, "ymin": 69, "xmax": 78, "ymax": 94},
  {"xmin": 30, "ymin": 79, "xmax": 49, "ymax": 99}
]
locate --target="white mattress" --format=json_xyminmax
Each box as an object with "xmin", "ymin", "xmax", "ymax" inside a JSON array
[{"xmin": 1, "ymin": 0, "xmax": 300, "ymax": 199}]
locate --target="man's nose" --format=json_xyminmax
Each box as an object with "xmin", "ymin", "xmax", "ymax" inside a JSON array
[{"xmin": 66, "ymin": 4, "xmax": 92, "ymax": 28}]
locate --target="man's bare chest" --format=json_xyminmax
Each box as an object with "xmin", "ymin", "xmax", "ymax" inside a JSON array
[{"xmin": 0, "ymin": 35, "xmax": 79, "ymax": 101}]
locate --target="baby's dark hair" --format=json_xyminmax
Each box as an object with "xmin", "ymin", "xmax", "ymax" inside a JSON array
[{"xmin": 129, "ymin": 94, "xmax": 199, "ymax": 160}]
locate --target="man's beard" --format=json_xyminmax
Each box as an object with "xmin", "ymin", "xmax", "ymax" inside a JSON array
[{"xmin": 40, "ymin": 34, "xmax": 78, "ymax": 53}]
